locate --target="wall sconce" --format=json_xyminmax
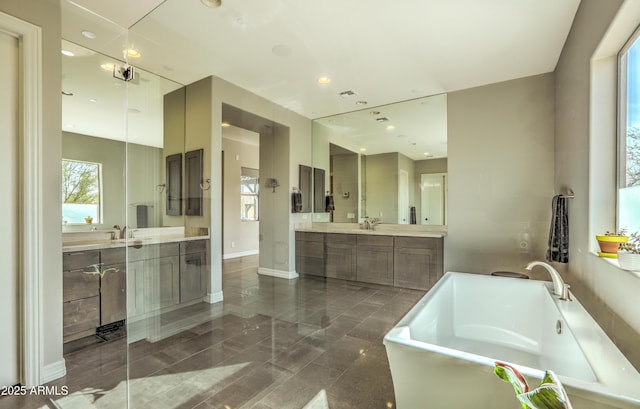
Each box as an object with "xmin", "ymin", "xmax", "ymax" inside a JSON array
[
  {"xmin": 200, "ymin": 178, "xmax": 211, "ymax": 191},
  {"xmin": 266, "ymin": 178, "xmax": 280, "ymax": 192}
]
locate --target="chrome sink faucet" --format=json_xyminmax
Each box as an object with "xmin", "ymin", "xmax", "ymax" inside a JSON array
[
  {"xmin": 525, "ymin": 261, "xmax": 571, "ymax": 301},
  {"xmin": 363, "ymin": 217, "xmax": 380, "ymax": 231}
]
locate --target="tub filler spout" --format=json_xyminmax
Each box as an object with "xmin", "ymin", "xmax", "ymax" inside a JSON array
[{"xmin": 525, "ymin": 261, "xmax": 570, "ymax": 301}]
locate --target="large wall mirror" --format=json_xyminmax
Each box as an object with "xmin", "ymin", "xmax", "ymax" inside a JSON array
[
  {"xmin": 312, "ymin": 94, "xmax": 448, "ymax": 225},
  {"xmin": 61, "ymin": 40, "xmax": 187, "ymax": 232}
]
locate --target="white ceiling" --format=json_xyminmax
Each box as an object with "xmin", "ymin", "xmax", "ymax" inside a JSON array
[{"xmin": 61, "ymin": 0, "xmax": 580, "ymax": 148}]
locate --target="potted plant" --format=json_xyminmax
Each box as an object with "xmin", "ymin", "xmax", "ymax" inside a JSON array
[
  {"xmin": 618, "ymin": 231, "xmax": 640, "ymax": 271},
  {"xmin": 595, "ymin": 230, "xmax": 628, "ymax": 257},
  {"xmin": 495, "ymin": 361, "xmax": 573, "ymax": 409}
]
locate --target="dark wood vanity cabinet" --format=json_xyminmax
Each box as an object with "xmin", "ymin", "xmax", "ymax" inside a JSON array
[
  {"xmin": 295, "ymin": 231, "xmax": 444, "ymax": 290},
  {"xmin": 393, "ymin": 237, "xmax": 443, "ymax": 290},
  {"xmin": 63, "ymin": 248, "xmax": 128, "ymax": 341},
  {"xmin": 356, "ymin": 235, "xmax": 394, "ymax": 285}
]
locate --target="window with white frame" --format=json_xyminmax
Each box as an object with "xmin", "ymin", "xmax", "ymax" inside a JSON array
[
  {"xmin": 241, "ymin": 167, "xmax": 259, "ymax": 221},
  {"xmin": 62, "ymin": 159, "xmax": 102, "ymax": 225},
  {"xmin": 618, "ymin": 27, "xmax": 640, "ymax": 233}
]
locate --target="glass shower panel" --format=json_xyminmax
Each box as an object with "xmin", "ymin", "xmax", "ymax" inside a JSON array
[{"xmin": 60, "ymin": 1, "xmax": 129, "ymax": 408}]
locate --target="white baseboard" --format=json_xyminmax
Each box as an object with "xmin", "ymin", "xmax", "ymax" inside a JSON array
[
  {"xmin": 223, "ymin": 250, "xmax": 259, "ymax": 260},
  {"xmin": 42, "ymin": 359, "xmax": 66, "ymax": 384},
  {"xmin": 258, "ymin": 267, "xmax": 299, "ymax": 279},
  {"xmin": 205, "ymin": 291, "xmax": 224, "ymax": 304}
]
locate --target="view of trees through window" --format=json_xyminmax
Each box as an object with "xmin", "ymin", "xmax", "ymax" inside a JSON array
[
  {"xmin": 620, "ymin": 29, "xmax": 640, "ymax": 232},
  {"xmin": 241, "ymin": 167, "xmax": 259, "ymax": 221},
  {"xmin": 62, "ymin": 159, "xmax": 101, "ymax": 224}
]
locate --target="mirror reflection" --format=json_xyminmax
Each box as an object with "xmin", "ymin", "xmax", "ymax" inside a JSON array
[
  {"xmin": 61, "ymin": 40, "xmax": 184, "ymax": 231},
  {"xmin": 312, "ymin": 94, "xmax": 448, "ymax": 225}
]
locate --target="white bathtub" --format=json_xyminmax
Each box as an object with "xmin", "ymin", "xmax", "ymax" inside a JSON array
[{"xmin": 384, "ymin": 272, "xmax": 640, "ymax": 409}]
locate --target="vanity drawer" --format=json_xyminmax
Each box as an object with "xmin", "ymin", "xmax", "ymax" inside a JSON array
[
  {"xmin": 357, "ymin": 235, "xmax": 393, "ymax": 247},
  {"xmin": 63, "ymin": 296, "xmax": 100, "ymax": 337},
  {"xmin": 325, "ymin": 233, "xmax": 357, "ymax": 244},
  {"xmin": 180, "ymin": 239, "xmax": 207, "ymax": 255},
  {"xmin": 63, "ymin": 250, "xmax": 99, "ymax": 271},
  {"xmin": 101, "ymin": 247, "xmax": 125, "ymax": 265},
  {"xmin": 63, "ymin": 269, "xmax": 100, "ymax": 302},
  {"xmin": 394, "ymin": 236, "xmax": 441, "ymax": 249},
  {"xmin": 296, "ymin": 231, "xmax": 324, "ymax": 243}
]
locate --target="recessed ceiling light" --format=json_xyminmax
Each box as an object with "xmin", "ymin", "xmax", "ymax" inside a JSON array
[
  {"xmin": 356, "ymin": 100, "xmax": 368, "ymax": 106},
  {"xmin": 65, "ymin": 124, "xmax": 74, "ymax": 129},
  {"xmin": 424, "ymin": 152, "xmax": 430, "ymax": 156},
  {"xmin": 360, "ymin": 148, "xmax": 367, "ymax": 152},
  {"xmin": 101, "ymin": 63, "xmax": 114, "ymax": 71},
  {"xmin": 62, "ymin": 91, "xmax": 73, "ymax": 96},
  {"xmin": 125, "ymin": 48, "xmax": 141, "ymax": 58},
  {"xmin": 221, "ymin": 122, "xmax": 231, "ymax": 128},
  {"xmin": 317, "ymin": 76, "xmax": 331, "ymax": 84},
  {"xmin": 89, "ymin": 98, "xmax": 97, "ymax": 103},
  {"xmin": 386, "ymin": 125, "xmax": 395, "ymax": 131},
  {"xmin": 201, "ymin": 0, "xmax": 222, "ymax": 7},
  {"xmin": 81, "ymin": 30, "xmax": 96, "ymax": 39},
  {"xmin": 61, "ymin": 49, "xmax": 74, "ymax": 57}
]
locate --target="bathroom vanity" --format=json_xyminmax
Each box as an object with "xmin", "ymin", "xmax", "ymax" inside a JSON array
[
  {"xmin": 62, "ymin": 229, "xmax": 209, "ymax": 343},
  {"xmin": 295, "ymin": 224, "xmax": 445, "ymax": 290}
]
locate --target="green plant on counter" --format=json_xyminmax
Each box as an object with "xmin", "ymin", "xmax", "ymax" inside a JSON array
[
  {"xmin": 604, "ymin": 229, "xmax": 627, "ymax": 236},
  {"xmin": 619, "ymin": 231, "xmax": 640, "ymax": 254},
  {"xmin": 88, "ymin": 263, "xmax": 119, "ymax": 278},
  {"xmin": 494, "ymin": 362, "xmax": 573, "ymax": 409}
]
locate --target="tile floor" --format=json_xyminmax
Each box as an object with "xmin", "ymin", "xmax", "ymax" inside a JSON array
[{"xmin": 0, "ymin": 256, "xmax": 426, "ymax": 409}]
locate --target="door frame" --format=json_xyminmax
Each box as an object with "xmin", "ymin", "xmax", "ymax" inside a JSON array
[{"xmin": 0, "ymin": 11, "xmax": 44, "ymax": 387}]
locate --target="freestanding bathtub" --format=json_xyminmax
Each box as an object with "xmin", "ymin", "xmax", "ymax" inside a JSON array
[{"xmin": 384, "ymin": 272, "xmax": 640, "ymax": 409}]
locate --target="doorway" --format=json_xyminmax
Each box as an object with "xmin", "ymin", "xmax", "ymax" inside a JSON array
[{"xmin": 420, "ymin": 173, "xmax": 447, "ymax": 225}]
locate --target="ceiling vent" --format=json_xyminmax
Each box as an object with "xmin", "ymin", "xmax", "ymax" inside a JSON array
[
  {"xmin": 338, "ymin": 90, "xmax": 357, "ymax": 98},
  {"xmin": 376, "ymin": 117, "xmax": 390, "ymax": 122}
]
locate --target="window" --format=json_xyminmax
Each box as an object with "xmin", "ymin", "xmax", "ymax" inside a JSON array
[
  {"xmin": 618, "ymin": 28, "xmax": 640, "ymax": 233},
  {"xmin": 62, "ymin": 159, "xmax": 102, "ymax": 225},
  {"xmin": 241, "ymin": 167, "xmax": 259, "ymax": 221}
]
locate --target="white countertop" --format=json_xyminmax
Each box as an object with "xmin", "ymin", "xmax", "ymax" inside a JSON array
[
  {"xmin": 62, "ymin": 235, "xmax": 210, "ymax": 252},
  {"xmin": 296, "ymin": 223, "xmax": 447, "ymax": 238}
]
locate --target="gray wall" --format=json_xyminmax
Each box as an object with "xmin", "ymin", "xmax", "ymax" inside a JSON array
[
  {"xmin": 447, "ymin": 73, "xmax": 556, "ymax": 277},
  {"xmin": 555, "ymin": 0, "xmax": 640, "ymax": 362},
  {"xmin": 364, "ymin": 152, "xmax": 399, "ymax": 222},
  {"xmin": 331, "ymin": 153, "xmax": 359, "ymax": 222}
]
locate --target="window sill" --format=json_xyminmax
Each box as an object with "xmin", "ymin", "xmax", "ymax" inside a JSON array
[{"xmin": 590, "ymin": 251, "xmax": 640, "ymax": 279}]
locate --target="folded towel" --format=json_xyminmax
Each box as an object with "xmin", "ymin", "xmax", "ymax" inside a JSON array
[
  {"xmin": 325, "ymin": 194, "xmax": 335, "ymax": 212},
  {"xmin": 546, "ymin": 195, "xmax": 569, "ymax": 263},
  {"xmin": 409, "ymin": 206, "xmax": 417, "ymax": 224},
  {"xmin": 292, "ymin": 192, "xmax": 303, "ymax": 213}
]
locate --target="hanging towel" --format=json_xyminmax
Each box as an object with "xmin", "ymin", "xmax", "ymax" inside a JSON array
[
  {"xmin": 409, "ymin": 206, "xmax": 417, "ymax": 224},
  {"xmin": 292, "ymin": 192, "xmax": 303, "ymax": 213},
  {"xmin": 325, "ymin": 194, "xmax": 335, "ymax": 212},
  {"xmin": 546, "ymin": 195, "xmax": 569, "ymax": 263},
  {"xmin": 136, "ymin": 205, "xmax": 148, "ymax": 228}
]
